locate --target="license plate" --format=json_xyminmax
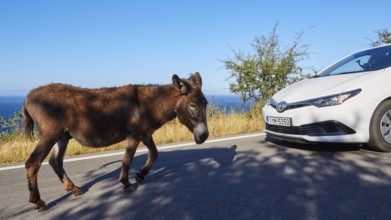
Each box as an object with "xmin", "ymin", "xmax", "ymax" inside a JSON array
[{"xmin": 267, "ymin": 116, "xmax": 292, "ymax": 127}]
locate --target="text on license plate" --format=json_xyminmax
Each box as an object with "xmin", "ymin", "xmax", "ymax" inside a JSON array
[{"xmin": 267, "ymin": 116, "xmax": 292, "ymax": 127}]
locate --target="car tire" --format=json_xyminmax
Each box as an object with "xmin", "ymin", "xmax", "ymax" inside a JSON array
[{"xmin": 368, "ymin": 100, "xmax": 391, "ymax": 152}]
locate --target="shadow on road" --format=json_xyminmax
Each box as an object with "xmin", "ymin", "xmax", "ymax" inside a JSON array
[
  {"xmin": 26, "ymin": 138, "xmax": 391, "ymax": 219},
  {"xmin": 264, "ymin": 136, "xmax": 362, "ymax": 152}
]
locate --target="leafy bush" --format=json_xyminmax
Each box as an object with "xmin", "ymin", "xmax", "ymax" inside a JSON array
[
  {"xmin": 221, "ymin": 23, "xmax": 313, "ymax": 107},
  {"xmin": 0, "ymin": 111, "xmax": 24, "ymax": 143}
]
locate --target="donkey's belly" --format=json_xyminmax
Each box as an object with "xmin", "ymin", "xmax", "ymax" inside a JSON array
[{"xmin": 70, "ymin": 131, "xmax": 127, "ymax": 148}]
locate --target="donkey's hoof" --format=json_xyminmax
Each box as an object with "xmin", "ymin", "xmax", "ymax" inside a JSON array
[
  {"xmin": 35, "ymin": 203, "xmax": 48, "ymax": 212},
  {"xmin": 68, "ymin": 186, "xmax": 84, "ymax": 197},
  {"xmin": 72, "ymin": 187, "xmax": 84, "ymax": 197},
  {"xmin": 135, "ymin": 173, "xmax": 144, "ymax": 184},
  {"xmin": 124, "ymin": 185, "xmax": 136, "ymax": 193}
]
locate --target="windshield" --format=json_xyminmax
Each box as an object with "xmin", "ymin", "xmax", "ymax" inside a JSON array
[{"xmin": 318, "ymin": 45, "xmax": 391, "ymax": 77}]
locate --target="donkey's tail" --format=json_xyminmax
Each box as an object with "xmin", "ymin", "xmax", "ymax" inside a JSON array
[{"xmin": 22, "ymin": 103, "xmax": 35, "ymax": 140}]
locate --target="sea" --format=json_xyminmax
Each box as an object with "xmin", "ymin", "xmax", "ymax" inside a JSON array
[
  {"xmin": 0, "ymin": 95, "xmax": 252, "ymax": 120},
  {"xmin": 0, "ymin": 96, "xmax": 26, "ymax": 119}
]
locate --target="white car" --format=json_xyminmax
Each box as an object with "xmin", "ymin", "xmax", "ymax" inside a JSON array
[{"xmin": 262, "ymin": 44, "xmax": 391, "ymax": 151}]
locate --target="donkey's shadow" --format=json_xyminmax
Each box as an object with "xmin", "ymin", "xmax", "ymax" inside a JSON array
[{"xmin": 46, "ymin": 145, "xmax": 237, "ymax": 210}]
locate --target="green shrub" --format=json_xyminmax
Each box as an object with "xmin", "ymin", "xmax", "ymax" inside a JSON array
[{"xmin": 0, "ymin": 111, "xmax": 24, "ymax": 143}]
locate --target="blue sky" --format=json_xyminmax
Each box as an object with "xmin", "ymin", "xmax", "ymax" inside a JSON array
[{"xmin": 0, "ymin": 0, "xmax": 390, "ymax": 96}]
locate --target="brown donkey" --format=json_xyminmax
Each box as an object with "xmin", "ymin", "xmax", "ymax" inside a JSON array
[{"xmin": 23, "ymin": 73, "xmax": 209, "ymax": 212}]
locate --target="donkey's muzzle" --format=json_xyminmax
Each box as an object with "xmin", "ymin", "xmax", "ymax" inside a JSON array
[{"xmin": 194, "ymin": 123, "xmax": 209, "ymax": 144}]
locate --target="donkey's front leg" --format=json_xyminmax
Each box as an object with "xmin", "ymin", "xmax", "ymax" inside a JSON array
[
  {"xmin": 119, "ymin": 137, "xmax": 140, "ymax": 192},
  {"xmin": 49, "ymin": 135, "xmax": 83, "ymax": 197},
  {"xmin": 136, "ymin": 135, "xmax": 158, "ymax": 183}
]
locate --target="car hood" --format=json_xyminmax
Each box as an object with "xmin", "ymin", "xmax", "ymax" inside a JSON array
[{"xmin": 272, "ymin": 71, "xmax": 380, "ymax": 103}]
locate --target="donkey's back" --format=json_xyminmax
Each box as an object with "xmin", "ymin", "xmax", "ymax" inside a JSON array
[{"xmin": 24, "ymin": 83, "xmax": 139, "ymax": 147}]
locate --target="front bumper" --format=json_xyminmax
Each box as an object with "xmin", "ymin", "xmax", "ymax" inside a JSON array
[
  {"xmin": 262, "ymin": 96, "xmax": 378, "ymax": 143},
  {"xmin": 265, "ymin": 120, "xmax": 356, "ymax": 136}
]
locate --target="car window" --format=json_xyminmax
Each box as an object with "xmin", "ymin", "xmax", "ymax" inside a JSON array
[
  {"xmin": 328, "ymin": 55, "xmax": 370, "ymax": 76},
  {"xmin": 318, "ymin": 45, "xmax": 391, "ymax": 77}
]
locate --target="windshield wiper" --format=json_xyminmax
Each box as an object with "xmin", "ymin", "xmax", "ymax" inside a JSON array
[{"xmin": 331, "ymin": 70, "xmax": 363, "ymax": 76}]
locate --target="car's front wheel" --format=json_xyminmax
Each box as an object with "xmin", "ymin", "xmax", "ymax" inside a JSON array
[{"xmin": 368, "ymin": 100, "xmax": 391, "ymax": 152}]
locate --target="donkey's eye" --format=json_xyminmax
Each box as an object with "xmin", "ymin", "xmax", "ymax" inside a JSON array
[
  {"xmin": 188, "ymin": 103, "xmax": 199, "ymax": 118},
  {"xmin": 189, "ymin": 103, "xmax": 198, "ymax": 110}
]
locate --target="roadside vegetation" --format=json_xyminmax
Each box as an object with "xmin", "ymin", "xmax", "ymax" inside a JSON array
[{"xmin": 0, "ymin": 104, "xmax": 263, "ymax": 164}]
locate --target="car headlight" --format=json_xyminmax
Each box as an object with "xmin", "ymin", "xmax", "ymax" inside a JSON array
[{"xmin": 308, "ymin": 89, "xmax": 361, "ymax": 107}]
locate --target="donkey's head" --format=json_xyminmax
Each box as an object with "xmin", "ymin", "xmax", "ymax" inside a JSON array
[{"xmin": 172, "ymin": 72, "xmax": 209, "ymax": 144}]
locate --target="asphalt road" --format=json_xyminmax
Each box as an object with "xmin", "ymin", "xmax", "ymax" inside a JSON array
[{"xmin": 1, "ymin": 133, "xmax": 391, "ymax": 220}]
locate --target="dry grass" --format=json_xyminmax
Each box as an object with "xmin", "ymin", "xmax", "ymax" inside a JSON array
[{"xmin": 0, "ymin": 109, "xmax": 264, "ymax": 164}]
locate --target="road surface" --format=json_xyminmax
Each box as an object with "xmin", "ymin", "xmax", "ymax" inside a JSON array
[{"xmin": 1, "ymin": 133, "xmax": 391, "ymax": 220}]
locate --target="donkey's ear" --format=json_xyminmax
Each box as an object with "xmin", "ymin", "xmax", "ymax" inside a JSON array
[
  {"xmin": 190, "ymin": 72, "xmax": 202, "ymax": 86},
  {"xmin": 172, "ymin": 74, "xmax": 190, "ymax": 95}
]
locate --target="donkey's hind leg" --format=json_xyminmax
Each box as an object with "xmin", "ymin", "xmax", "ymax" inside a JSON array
[
  {"xmin": 136, "ymin": 135, "xmax": 158, "ymax": 183},
  {"xmin": 119, "ymin": 137, "xmax": 140, "ymax": 192},
  {"xmin": 49, "ymin": 134, "xmax": 83, "ymax": 196},
  {"xmin": 25, "ymin": 137, "xmax": 57, "ymax": 212}
]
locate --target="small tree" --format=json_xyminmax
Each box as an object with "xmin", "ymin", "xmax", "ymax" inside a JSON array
[
  {"xmin": 370, "ymin": 28, "xmax": 391, "ymax": 47},
  {"xmin": 222, "ymin": 23, "xmax": 312, "ymax": 107}
]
